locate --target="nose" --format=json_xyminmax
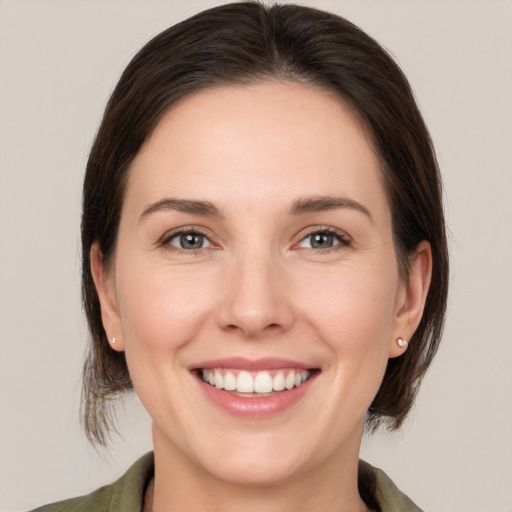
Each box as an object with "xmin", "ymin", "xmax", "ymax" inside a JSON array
[{"xmin": 215, "ymin": 250, "xmax": 294, "ymax": 340}]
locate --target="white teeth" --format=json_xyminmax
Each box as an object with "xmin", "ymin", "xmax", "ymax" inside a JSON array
[
  {"xmin": 200, "ymin": 368, "xmax": 311, "ymax": 393},
  {"xmin": 285, "ymin": 372, "xmax": 295, "ymax": 390},
  {"xmin": 273, "ymin": 371, "xmax": 285, "ymax": 391},
  {"xmin": 214, "ymin": 370, "xmax": 223, "ymax": 389},
  {"xmin": 237, "ymin": 371, "xmax": 254, "ymax": 393},
  {"xmin": 254, "ymin": 372, "xmax": 273, "ymax": 393},
  {"xmin": 223, "ymin": 372, "xmax": 237, "ymax": 391}
]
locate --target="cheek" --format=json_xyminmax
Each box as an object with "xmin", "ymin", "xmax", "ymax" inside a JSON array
[
  {"xmin": 284, "ymin": 265, "xmax": 400, "ymax": 438},
  {"xmin": 303, "ymin": 262, "xmax": 397, "ymax": 323},
  {"xmin": 113, "ymin": 261, "xmax": 220, "ymax": 419},
  {"xmin": 115, "ymin": 259, "xmax": 218, "ymax": 353},
  {"xmin": 297, "ymin": 263, "xmax": 398, "ymax": 364}
]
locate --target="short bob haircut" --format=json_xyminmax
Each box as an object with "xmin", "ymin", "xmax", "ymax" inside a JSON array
[{"xmin": 81, "ymin": 1, "xmax": 448, "ymax": 446}]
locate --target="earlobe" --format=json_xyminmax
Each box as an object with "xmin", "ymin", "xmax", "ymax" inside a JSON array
[
  {"xmin": 389, "ymin": 241, "xmax": 432, "ymax": 358},
  {"xmin": 90, "ymin": 242, "xmax": 125, "ymax": 351}
]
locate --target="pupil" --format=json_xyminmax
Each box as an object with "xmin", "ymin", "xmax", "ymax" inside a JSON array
[
  {"xmin": 312, "ymin": 233, "xmax": 333, "ymax": 248},
  {"xmin": 181, "ymin": 233, "xmax": 203, "ymax": 249}
]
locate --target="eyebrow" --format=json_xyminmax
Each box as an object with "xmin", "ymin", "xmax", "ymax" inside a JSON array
[
  {"xmin": 139, "ymin": 195, "xmax": 372, "ymax": 222},
  {"xmin": 140, "ymin": 198, "xmax": 222, "ymax": 220},
  {"xmin": 290, "ymin": 195, "xmax": 373, "ymax": 223}
]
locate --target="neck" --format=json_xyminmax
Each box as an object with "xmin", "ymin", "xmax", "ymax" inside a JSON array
[{"xmin": 148, "ymin": 425, "xmax": 370, "ymax": 512}]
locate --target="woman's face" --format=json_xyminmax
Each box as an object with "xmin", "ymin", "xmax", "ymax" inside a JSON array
[{"xmin": 94, "ymin": 82, "xmax": 428, "ymax": 485}]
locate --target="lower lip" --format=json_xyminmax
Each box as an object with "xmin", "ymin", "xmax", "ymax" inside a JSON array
[{"xmin": 196, "ymin": 373, "xmax": 318, "ymax": 418}]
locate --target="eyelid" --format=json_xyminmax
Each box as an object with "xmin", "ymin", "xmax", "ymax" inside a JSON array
[
  {"xmin": 159, "ymin": 225, "xmax": 219, "ymax": 251},
  {"xmin": 157, "ymin": 224, "xmax": 351, "ymax": 252},
  {"xmin": 293, "ymin": 226, "xmax": 352, "ymax": 250}
]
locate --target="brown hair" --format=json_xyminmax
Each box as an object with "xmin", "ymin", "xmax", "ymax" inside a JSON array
[{"xmin": 81, "ymin": 1, "xmax": 448, "ymax": 445}]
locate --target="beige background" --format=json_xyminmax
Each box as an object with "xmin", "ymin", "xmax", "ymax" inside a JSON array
[{"xmin": 1, "ymin": 1, "xmax": 511, "ymax": 511}]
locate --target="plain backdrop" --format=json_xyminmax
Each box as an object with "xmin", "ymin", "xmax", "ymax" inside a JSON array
[{"xmin": 1, "ymin": 1, "xmax": 511, "ymax": 511}]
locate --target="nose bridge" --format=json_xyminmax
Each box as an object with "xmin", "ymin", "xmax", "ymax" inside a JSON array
[{"xmin": 217, "ymin": 243, "xmax": 292, "ymax": 338}]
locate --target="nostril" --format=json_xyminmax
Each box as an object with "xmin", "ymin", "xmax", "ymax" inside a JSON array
[{"xmin": 222, "ymin": 322, "xmax": 282, "ymax": 337}]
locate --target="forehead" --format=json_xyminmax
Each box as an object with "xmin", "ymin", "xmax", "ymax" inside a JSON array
[{"xmin": 125, "ymin": 82, "xmax": 386, "ymax": 217}]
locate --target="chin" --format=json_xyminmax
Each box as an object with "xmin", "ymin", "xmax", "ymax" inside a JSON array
[{"xmin": 201, "ymin": 449, "xmax": 309, "ymax": 487}]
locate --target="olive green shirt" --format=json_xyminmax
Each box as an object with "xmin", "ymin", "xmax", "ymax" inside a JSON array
[{"xmin": 31, "ymin": 452, "xmax": 422, "ymax": 512}]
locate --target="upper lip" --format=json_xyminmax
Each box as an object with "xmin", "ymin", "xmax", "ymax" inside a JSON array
[{"xmin": 190, "ymin": 357, "xmax": 316, "ymax": 371}]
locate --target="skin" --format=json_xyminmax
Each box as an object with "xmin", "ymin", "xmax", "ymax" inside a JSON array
[{"xmin": 91, "ymin": 82, "xmax": 432, "ymax": 512}]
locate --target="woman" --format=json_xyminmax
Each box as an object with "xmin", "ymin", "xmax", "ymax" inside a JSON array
[{"xmin": 33, "ymin": 2, "xmax": 448, "ymax": 511}]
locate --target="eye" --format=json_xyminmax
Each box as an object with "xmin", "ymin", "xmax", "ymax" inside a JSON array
[
  {"xmin": 165, "ymin": 230, "xmax": 213, "ymax": 250},
  {"xmin": 298, "ymin": 229, "xmax": 350, "ymax": 250}
]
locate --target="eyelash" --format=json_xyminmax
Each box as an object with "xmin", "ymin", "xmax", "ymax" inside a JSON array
[
  {"xmin": 159, "ymin": 227, "xmax": 351, "ymax": 254},
  {"xmin": 297, "ymin": 227, "xmax": 352, "ymax": 253},
  {"xmin": 160, "ymin": 227, "xmax": 214, "ymax": 254}
]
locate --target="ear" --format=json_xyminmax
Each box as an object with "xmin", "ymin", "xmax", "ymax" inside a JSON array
[
  {"xmin": 90, "ymin": 242, "xmax": 125, "ymax": 351},
  {"xmin": 389, "ymin": 241, "xmax": 432, "ymax": 358}
]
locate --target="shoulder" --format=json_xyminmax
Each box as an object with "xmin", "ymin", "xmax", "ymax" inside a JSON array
[
  {"xmin": 29, "ymin": 452, "xmax": 154, "ymax": 512},
  {"xmin": 29, "ymin": 486, "xmax": 112, "ymax": 512},
  {"xmin": 359, "ymin": 460, "xmax": 423, "ymax": 512}
]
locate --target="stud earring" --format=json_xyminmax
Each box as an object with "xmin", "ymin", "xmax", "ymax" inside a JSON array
[
  {"xmin": 111, "ymin": 337, "xmax": 116, "ymax": 345},
  {"xmin": 397, "ymin": 337, "xmax": 408, "ymax": 347}
]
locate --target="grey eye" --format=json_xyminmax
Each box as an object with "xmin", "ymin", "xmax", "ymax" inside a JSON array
[
  {"xmin": 299, "ymin": 232, "xmax": 340, "ymax": 249},
  {"xmin": 169, "ymin": 232, "xmax": 210, "ymax": 250},
  {"xmin": 181, "ymin": 233, "xmax": 204, "ymax": 249},
  {"xmin": 310, "ymin": 233, "xmax": 335, "ymax": 249}
]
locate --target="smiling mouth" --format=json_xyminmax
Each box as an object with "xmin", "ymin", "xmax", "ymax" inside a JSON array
[{"xmin": 198, "ymin": 368, "xmax": 316, "ymax": 395}]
